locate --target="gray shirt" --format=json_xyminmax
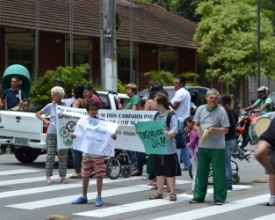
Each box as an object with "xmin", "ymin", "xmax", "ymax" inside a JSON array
[
  {"xmin": 194, "ymin": 105, "xmax": 230, "ymax": 149},
  {"xmin": 155, "ymin": 112, "xmax": 178, "ymax": 155},
  {"xmin": 42, "ymin": 102, "xmax": 66, "ymax": 134}
]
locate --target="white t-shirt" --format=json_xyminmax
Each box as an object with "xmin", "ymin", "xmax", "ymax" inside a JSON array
[{"xmin": 170, "ymin": 87, "xmax": 191, "ymax": 122}]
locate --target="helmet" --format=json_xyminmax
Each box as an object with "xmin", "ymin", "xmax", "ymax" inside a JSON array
[{"xmin": 257, "ymin": 86, "xmax": 270, "ymax": 97}]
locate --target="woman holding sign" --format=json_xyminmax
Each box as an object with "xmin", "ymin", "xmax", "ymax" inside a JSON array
[
  {"xmin": 147, "ymin": 93, "xmax": 181, "ymax": 201},
  {"xmin": 36, "ymin": 86, "xmax": 68, "ymax": 185}
]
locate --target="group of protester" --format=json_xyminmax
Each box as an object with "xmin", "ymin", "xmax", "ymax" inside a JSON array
[{"xmin": 1, "ymin": 74, "xmax": 275, "ymax": 208}]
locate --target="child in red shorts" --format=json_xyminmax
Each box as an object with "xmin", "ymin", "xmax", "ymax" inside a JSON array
[{"xmin": 71, "ymin": 100, "xmax": 116, "ymax": 207}]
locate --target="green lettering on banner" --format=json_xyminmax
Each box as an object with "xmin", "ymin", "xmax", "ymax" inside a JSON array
[{"xmin": 134, "ymin": 121, "xmax": 167, "ymax": 154}]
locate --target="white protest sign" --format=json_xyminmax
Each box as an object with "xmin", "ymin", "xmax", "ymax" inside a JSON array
[
  {"xmin": 56, "ymin": 106, "xmax": 157, "ymax": 152},
  {"xmin": 73, "ymin": 116, "xmax": 118, "ymax": 156}
]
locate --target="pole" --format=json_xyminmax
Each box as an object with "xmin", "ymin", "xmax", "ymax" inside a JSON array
[
  {"xmin": 102, "ymin": 0, "xmax": 117, "ymax": 91},
  {"xmin": 70, "ymin": 0, "xmax": 74, "ymax": 66},
  {"xmin": 35, "ymin": 0, "xmax": 40, "ymax": 80},
  {"xmin": 130, "ymin": 0, "xmax": 133, "ymax": 82},
  {"xmin": 257, "ymin": 0, "xmax": 260, "ymax": 88}
]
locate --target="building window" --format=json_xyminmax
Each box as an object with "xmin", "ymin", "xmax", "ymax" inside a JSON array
[
  {"xmin": 160, "ymin": 60, "xmax": 175, "ymax": 72},
  {"xmin": 8, "ymin": 48, "xmax": 33, "ymax": 78},
  {"xmin": 196, "ymin": 63, "xmax": 210, "ymax": 87},
  {"xmin": 118, "ymin": 58, "xmax": 136, "ymax": 84},
  {"xmin": 68, "ymin": 52, "xmax": 89, "ymax": 67}
]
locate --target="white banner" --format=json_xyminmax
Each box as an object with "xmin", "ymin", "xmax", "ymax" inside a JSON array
[
  {"xmin": 73, "ymin": 117, "xmax": 118, "ymax": 156},
  {"xmin": 56, "ymin": 106, "xmax": 157, "ymax": 152}
]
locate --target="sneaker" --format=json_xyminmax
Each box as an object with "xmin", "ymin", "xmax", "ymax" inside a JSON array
[
  {"xmin": 266, "ymin": 197, "xmax": 275, "ymax": 206},
  {"xmin": 189, "ymin": 198, "xmax": 204, "ymax": 204},
  {"xmin": 95, "ymin": 196, "xmax": 103, "ymax": 207},
  {"xmin": 215, "ymin": 201, "xmax": 224, "ymax": 205},
  {"xmin": 71, "ymin": 196, "xmax": 88, "ymax": 204}
]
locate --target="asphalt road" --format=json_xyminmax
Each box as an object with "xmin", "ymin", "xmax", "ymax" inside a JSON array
[{"xmin": 0, "ymin": 145, "xmax": 274, "ymax": 220}]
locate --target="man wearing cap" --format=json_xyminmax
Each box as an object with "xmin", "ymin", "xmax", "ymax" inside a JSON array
[
  {"xmin": 240, "ymin": 86, "xmax": 273, "ymax": 116},
  {"xmin": 54, "ymin": 78, "xmax": 62, "ymax": 87}
]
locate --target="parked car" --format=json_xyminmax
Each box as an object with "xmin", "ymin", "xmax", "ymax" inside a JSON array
[
  {"xmin": 0, "ymin": 91, "xmax": 129, "ymax": 166},
  {"xmin": 137, "ymin": 86, "xmax": 209, "ymax": 108}
]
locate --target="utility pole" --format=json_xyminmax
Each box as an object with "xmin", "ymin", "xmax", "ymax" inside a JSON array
[
  {"xmin": 70, "ymin": 0, "xmax": 74, "ymax": 66},
  {"xmin": 101, "ymin": 0, "xmax": 117, "ymax": 92},
  {"xmin": 256, "ymin": 0, "xmax": 261, "ymax": 88},
  {"xmin": 35, "ymin": 0, "xmax": 40, "ymax": 80}
]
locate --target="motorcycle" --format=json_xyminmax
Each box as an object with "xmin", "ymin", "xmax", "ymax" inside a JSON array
[{"xmin": 233, "ymin": 111, "xmax": 259, "ymax": 162}]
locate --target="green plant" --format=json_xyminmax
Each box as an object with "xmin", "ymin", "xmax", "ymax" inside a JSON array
[
  {"xmin": 180, "ymin": 72, "xmax": 200, "ymax": 86},
  {"xmin": 29, "ymin": 64, "xmax": 90, "ymax": 110},
  {"xmin": 117, "ymin": 80, "xmax": 127, "ymax": 93},
  {"xmin": 144, "ymin": 70, "xmax": 174, "ymax": 86}
]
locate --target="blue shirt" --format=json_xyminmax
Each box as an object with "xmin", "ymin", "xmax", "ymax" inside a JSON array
[{"xmin": 1, "ymin": 89, "xmax": 27, "ymax": 110}]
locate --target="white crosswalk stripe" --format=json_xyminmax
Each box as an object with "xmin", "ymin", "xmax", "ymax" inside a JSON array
[
  {"xmin": 6, "ymin": 180, "xmax": 190, "ymax": 210},
  {"xmin": 150, "ymin": 194, "xmax": 269, "ymax": 220},
  {"xmin": 0, "ymin": 169, "xmax": 40, "ymax": 176},
  {"xmin": 0, "ymin": 168, "xmax": 271, "ymax": 220},
  {"xmin": 73, "ymin": 184, "xmax": 252, "ymax": 218}
]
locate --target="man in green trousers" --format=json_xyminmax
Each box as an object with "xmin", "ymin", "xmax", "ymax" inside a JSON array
[{"xmin": 189, "ymin": 88, "xmax": 229, "ymax": 205}]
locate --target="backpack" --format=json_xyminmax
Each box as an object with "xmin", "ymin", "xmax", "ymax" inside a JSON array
[{"xmin": 154, "ymin": 111, "xmax": 186, "ymax": 149}]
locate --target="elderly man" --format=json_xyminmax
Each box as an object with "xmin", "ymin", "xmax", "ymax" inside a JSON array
[{"xmin": 189, "ymin": 88, "xmax": 229, "ymax": 205}]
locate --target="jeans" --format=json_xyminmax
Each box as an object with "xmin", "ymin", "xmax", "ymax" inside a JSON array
[
  {"xmin": 1, "ymin": 145, "xmax": 7, "ymax": 153},
  {"xmin": 225, "ymin": 139, "xmax": 236, "ymax": 188},
  {"xmin": 129, "ymin": 151, "xmax": 137, "ymax": 169},
  {"xmin": 136, "ymin": 152, "xmax": 146, "ymax": 172},
  {"xmin": 71, "ymin": 149, "xmax": 82, "ymax": 173},
  {"xmin": 176, "ymin": 147, "xmax": 190, "ymax": 169}
]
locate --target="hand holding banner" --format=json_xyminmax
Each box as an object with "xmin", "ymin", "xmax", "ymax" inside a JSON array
[
  {"xmin": 134, "ymin": 121, "xmax": 167, "ymax": 154},
  {"xmin": 73, "ymin": 117, "xmax": 118, "ymax": 156}
]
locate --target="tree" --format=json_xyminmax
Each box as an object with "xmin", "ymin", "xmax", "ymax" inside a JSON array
[
  {"xmin": 193, "ymin": 0, "xmax": 275, "ymax": 85},
  {"xmin": 29, "ymin": 64, "xmax": 91, "ymax": 110}
]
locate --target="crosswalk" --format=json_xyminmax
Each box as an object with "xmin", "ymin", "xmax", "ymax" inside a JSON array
[{"xmin": 0, "ymin": 168, "xmax": 273, "ymax": 220}]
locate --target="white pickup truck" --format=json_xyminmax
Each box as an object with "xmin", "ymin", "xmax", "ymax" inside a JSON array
[{"xmin": 0, "ymin": 91, "xmax": 129, "ymax": 166}]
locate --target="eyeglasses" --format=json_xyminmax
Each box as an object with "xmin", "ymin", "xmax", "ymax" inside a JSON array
[{"xmin": 210, "ymin": 97, "xmax": 218, "ymax": 101}]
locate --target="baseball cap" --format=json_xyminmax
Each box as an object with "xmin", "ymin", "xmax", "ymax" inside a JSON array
[{"xmin": 54, "ymin": 78, "xmax": 62, "ymax": 82}]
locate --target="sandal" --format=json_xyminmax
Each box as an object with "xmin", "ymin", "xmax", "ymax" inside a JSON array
[
  {"xmin": 169, "ymin": 194, "xmax": 177, "ymax": 201},
  {"xmin": 150, "ymin": 186, "xmax": 157, "ymax": 190},
  {"xmin": 149, "ymin": 193, "xmax": 163, "ymax": 199},
  {"xmin": 163, "ymin": 187, "xmax": 170, "ymax": 192},
  {"xmin": 147, "ymin": 181, "xmax": 157, "ymax": 186}
]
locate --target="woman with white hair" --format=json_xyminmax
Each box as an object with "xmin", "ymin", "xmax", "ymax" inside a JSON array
[{"xmin": 36, "ymin": 86, "xmax": 68, "ymax": 185}]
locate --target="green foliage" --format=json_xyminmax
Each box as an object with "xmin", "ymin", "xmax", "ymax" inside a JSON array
[
  {"xmin": 180, "ymin": 72, "xmax": 201, "ymax": 86},
  {"xmin": 117, "ymin": 80, "xmax": 127, "ymax": 93},
  {"xmin": 29, "ymin": 64, "xmax": 90, "ymax": 110},
  {"xmin": 194, "ymin": 0, "xmax": 275, "ymax": 85},
  {"xmin": 144, "ymin": 70, "xmax": 175, "ymax": 86}
]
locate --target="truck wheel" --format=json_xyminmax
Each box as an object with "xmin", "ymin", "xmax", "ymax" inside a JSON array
[{"xmin": 13, "ymin": 148, "xmax": 40, "ymax": 163}]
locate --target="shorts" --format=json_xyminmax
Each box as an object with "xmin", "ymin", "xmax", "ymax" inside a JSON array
[
  {"xmin": 152, "ymin": 153, "xmax": 181, "ymax": 177},
  {"xmin": 81, "ymin": 156, "xmax": 106, "ymax": 177}
]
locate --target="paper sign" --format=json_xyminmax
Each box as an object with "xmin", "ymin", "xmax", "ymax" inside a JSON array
[
  {"xmin": 134, "ymin": 121, "xmax": 167, "ymax": 154},
  {"xmin": 56, "ymin": 106, "xmax": 157, "ymax": 152},
  {"xmin": 73, "ymin": 116, "xmax": 118, "ymax": 156}
]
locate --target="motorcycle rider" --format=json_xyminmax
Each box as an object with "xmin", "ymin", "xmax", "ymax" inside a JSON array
[{"xmin": 240, "ymin": 86, "xmax": 273, "ymax": 116}]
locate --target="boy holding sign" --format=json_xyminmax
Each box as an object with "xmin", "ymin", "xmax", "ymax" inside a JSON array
[
  {"xmin": 71, "ymin": 100, "xmax": 117, "ymax": 207},
  {"xmin": 136, "ymin": 93, "xmax": 181, "ymax": 201}
]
